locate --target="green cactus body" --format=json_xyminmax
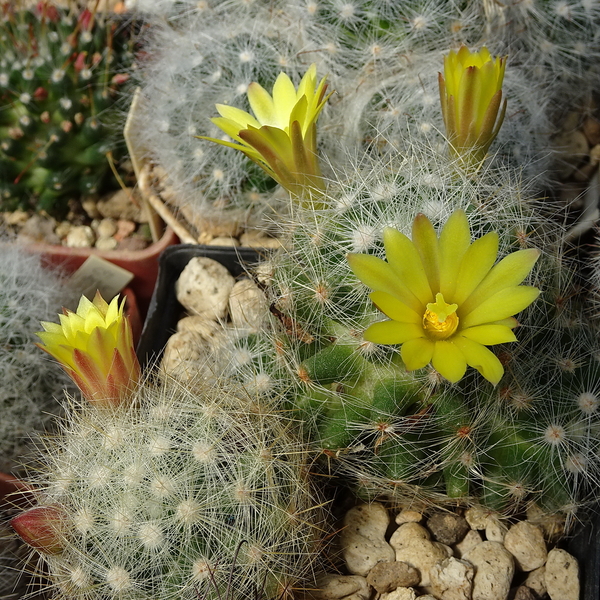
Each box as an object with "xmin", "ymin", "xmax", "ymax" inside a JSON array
[{"xmin": 0, "ymin": 2, "xmax": 134, "ymax": 217}]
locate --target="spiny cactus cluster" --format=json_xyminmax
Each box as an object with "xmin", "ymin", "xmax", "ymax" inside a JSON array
[
  {"xmin": 220, "ymin": 150, "xmax": 600, "ymax": 517},
  {"xmin": 0, "ymin": 243, "xmax": 77, "ymax": 475},
  {"xmin": 0, "ymin": 1, "xmax": 135, "ymax": 217},
  {"xmin": 132, "ymin": 0, "xmax": 600, "ymax": 225},
  {"xmin": 23, "ymin": 373, "xmax": 325, "ymax": 600}
]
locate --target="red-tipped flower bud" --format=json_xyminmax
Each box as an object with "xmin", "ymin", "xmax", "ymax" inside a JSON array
[{"xmin": 10, "ymin": 506, "xmax": 65, "ymax": 555}]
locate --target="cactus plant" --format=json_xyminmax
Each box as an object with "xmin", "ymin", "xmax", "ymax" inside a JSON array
[
  {"xmin": 0, "ymin": 1, "xmax": 135, "ymax": 218},
  {"xmin": 200, "ymin": 43, "xmax": 600, "ymax": 521},
  {"xmin": 132, "ymin": 0, "xmax": 600, "ymax": 229},
  {"xmin": 15, "ymin": 372, "xmax": 326, "ymax": 600}
]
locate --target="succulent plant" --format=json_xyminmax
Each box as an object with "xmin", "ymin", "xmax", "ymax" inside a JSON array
[
  {"xmin": 15, "ymin": 373, "xmax": 326, "ymax": 600},
  {"xmin": 0, "ymin": 1, "xmax": 135, "ymax": 218},
  {"xmin": 206, "ymin": 44, "xmax": 600, "ymax": 520}
]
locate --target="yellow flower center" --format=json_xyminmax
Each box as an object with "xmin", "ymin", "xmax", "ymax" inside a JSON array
[{"xmin": 423, "ymin": 293, "xmax": 459, "ymax": 340}]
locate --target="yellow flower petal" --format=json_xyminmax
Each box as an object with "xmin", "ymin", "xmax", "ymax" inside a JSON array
[
  {"xmin": 438, "ymin": 209, "xmax": 471, "ymax": 298},
  {"xmin": 460, "ymin": 324, "xmax": 517, "ymax": 345},
  {"xmin": 401, "ymin": 337, "xmax": 435, "ymax": 371},
  {"xmin": 348, "ymin": 253, "xmax": 423, "ymax": 313},
  {"xmin": 215, "ymin": 104, "xmax": 261, "ymax": 130},
  {"xmin": 247, "ymin": 81, "xmax": 276, "ymax": 125},
  {"xmin": 272, "ymin": 72, "xmax": 299, "ymax": 124},
  {"xmin": 383, "ymin": 226, "xmax": 433, "ymax": 306},
  {"xmin": 412, "ymin": 213, "xmax": 440, "ymax": 293},
  {"xmin": 370, "ymin": 291, "xmax": 421, "ymax": 324},
  {"xmin": 432, "ymin": 341, "xmax": 467, "ymax": 383},
  {"xmin": 453, "ymin": 336, "xmax": 504, "ymax": 385},
  {"xmin": 364, "ymin": 321, "xmax": 424, "ymax": 345},
  {"xmin": 453, "ymin": 231, "xmax": 498, "ymax": 304},
  {"xmin": 461, "ymin": 286, "xmax": 540, "ymax": 329},
  {"xmin": 459, "ymin": 248, "xmax": 540, "ymax": 315}
]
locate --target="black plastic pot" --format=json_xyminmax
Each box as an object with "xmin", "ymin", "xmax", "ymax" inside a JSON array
[
  {"xmin": 567, "ymin": 509, "xmax": 600, "ymax": 600},
  {"xmin": 136, "ymin": 244, "xmax": 263, "ymax": 371}
]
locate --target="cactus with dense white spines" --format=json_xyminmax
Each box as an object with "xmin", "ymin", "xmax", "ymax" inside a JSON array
[{"xmin": 19, "ymin": 374, "xmax": 326, "ymax": 600}]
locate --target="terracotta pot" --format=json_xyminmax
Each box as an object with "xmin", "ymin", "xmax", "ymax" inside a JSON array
[{"xmin": 28, "ymin": 226, "xmax": 178, "ymax": 319}]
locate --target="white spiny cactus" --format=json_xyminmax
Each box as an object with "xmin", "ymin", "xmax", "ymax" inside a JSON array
[{"xmin": 26, "ymin": 373, "xmax": 326, "ymax": 600}]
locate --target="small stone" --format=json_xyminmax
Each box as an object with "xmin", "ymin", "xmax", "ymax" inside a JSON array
[
  {"xmin": 340, "ymin": 503, "xmax": 395, "ymax": 577},
  {"xmin": 454, "ymin": 529, "xmax": 482, "ymax": 558},
  {"xmin": 465, "ymin": 506, "xmax": 495, "ymax": 530},
  {"xmin": 228, "ymin": 279, "xmax": 268, "ymax": 332},
  {"xmin": 176, "ymin": 257, "xmax": 235, "ymax": 321},
  {"xmin": 160, "ymin": 330, "xmax": 224, "ymax": 383},
  {"xmin": 379, "ymin": 588, "xmax": 417, "ymax": 600},
  {"xmin": 503, "ymin": 521, "xmax": 547, "ymax": 572},
  {"xmin": 485, "ymin": 516, "xmax": 508, "ymax": 543},
  {"xmin": 429, "ymin": 557, "xmax": 475, "ymax": 600},
  {"xmin": 389, "ymin": 522, "xmax": 452, "ymax": 587},
  {"xmin": 96, "ymin": 218, "xmax": 118, "ymax": 239},
  {"xmin": 177, "ymin": 316, "xmax": 225, "ymax": 340},
  {"xmin": 116, "ymin": 236, "xmax": 148, "ymax": 251},
  {"xmin": 95, "ymin": 236, "xmax": 118, "ymax": 251},
  {"xmin": 114, "ymin": 219, "xmax": 136, "ymax": 241},
  {"xmin": 544, "ymin": 549, "xmax": 579, "ymax": 600},
  {"xmin": 366, "ymin": 561, "xmax": 420, "ymax": 592},
  {"xmin": 239, "ymin": 232, "xmax": 282, "ymax": 248},
  {"xmin": 524, "ymin": 566, "xmax": 546, "ymax": 598},
  {"xmin": 512, "ymin": 585, "xmax": 537, "ymax": 600},
  {"xmin": 97, "ymin": 188, "xmax": 144, "ymax": 222},
  {"xmin": 395, "ymin": 510, "xmax": 423, "ymax": 525},
  {"xmin": 427, "ymin": 512, "xmax": 470, "ymax": 545},
  {"xmin": 81, "ymin": 198, "xmax": 101, "ymax": 219},
  {"xmin": 309, "ymin": 574, "xmax": 371, "ymax": 600},
  {"xmin": 552, "ymin": 130, "xmax": 589, "ymax": 179},
  {"xmin": 66, "ymin": 225, "xmax": 95, "ymax": 248},
  {"xmin": 208, "ymin": 236, "xmax": 240, "ymax": 246},
  {"xmin": 463, "ymin": 541, "xmax": 515, "ymax": 600}
]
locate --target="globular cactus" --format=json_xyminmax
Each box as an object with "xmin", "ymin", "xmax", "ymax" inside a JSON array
[
  {"xmin": 16, "ymin": 372, "xmax": 326, "ymax": 600},
  {"xmin": 0, "ymin": 1, "xmax": 135, "ymax": 217},
  {"xmin": 0, "ymin": 244, "xmax": 77, "ymax": 474}
]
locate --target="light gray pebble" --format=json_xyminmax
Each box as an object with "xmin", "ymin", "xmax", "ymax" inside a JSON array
[
  {"xmin": 523, "ymin": 566, "xmax": 546, "ymax": 597},
  {"xmin": 389, "ymin": 523, "xmax": 452, "ymax": 587},
  {"xmin": 310, "ymin": 574, "xmax": 371, "ymax": 600},
  {"xmin": 463, "ymin": 541, "xmax": 515, "ymax": 600},
  {"xmin": 504, "ymin": 521, "xmax": 547, "ymax": 572},
  {"xmin": 340, "ymin": 503, "xmax": 396, "ymax": 577},
  {"xmin": 228, "ymin": 279, "xmax": 268, "ymax": 331},
  {"xmin": 545, "ymin": 549, "xmax": 579, "ymax": 600},
  {"xmin": 380, "ymin": 588, "xmax": 417, "ymax": 600},
  {"xmin": 429, "ymin": 557, "xmax": 474, "ymax": 600},
  {"xmin": 176, "ymin": 257, "xmax": 235, "ymax": 320},
  {"xmin": 454, "ymin": 529, "xmax": 482, "ymax": 558}
]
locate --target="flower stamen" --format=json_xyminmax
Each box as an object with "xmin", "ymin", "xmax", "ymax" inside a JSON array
[{"xmin": 423, "ymin": 293, "xmax": 459, "ymax": 340}]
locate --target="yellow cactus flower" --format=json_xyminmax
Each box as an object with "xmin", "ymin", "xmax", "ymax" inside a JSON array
[
  {"xmin": 200, "ymin": 64, "xmax": 332, "ymax": 204},
  {"xmin": 37, "ymin": 292, "xmax": 140, "ymax": 407},
  {"xmin": 347, "ymin": 210, "xmax": 540, "ymax": 385},
  {"xmin": 439, "ymin": 46, "xmax": 507, "ymax": 168}
]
